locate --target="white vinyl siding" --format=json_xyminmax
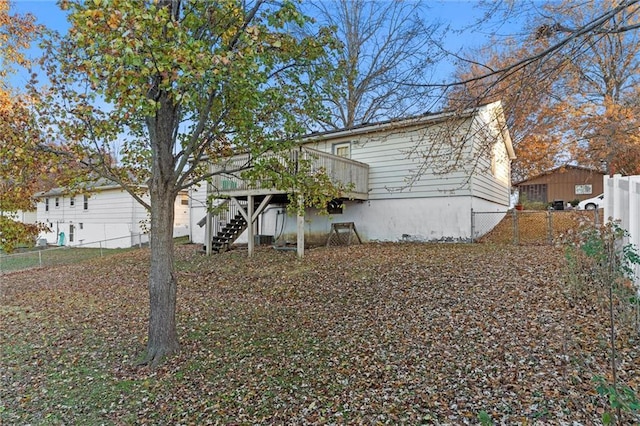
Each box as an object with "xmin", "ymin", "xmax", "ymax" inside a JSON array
[
  {"xmin": 37, "ymin": 190, "xmax": 147, "ymax": 225},
  {"xmin": 307, "ymin": 119, "xmax": 476, "ymax": 200},
  {"xmin": 468, "ymin": 114, "xmax": 512, "ymax": 206}
]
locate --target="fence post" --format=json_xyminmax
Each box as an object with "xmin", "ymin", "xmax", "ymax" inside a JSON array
[
  {"xmin": 100, "ymin": 241, "xmax": 103, "ymax": 257},
  {"xmin": 512, "ymin": 209, "xmax": 519, "ymax": 245},
  {"xmin": 547, "ymin": 211, "xmax": 553, "ymax": 245},
  {"xmin": 39, "ymin": 250, "xmax": 42, "ymax": 268},
  {"xmin": 470, "ymin": 208, "xmax": 475, "ymax": 243},
  {"xmin": 138, "ymin": 233, "xmax": 142, "ymax": 248}
]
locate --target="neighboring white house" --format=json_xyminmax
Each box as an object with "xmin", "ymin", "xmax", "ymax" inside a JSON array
[
  {"xmin": 0, "ymin": 209, "xmax": 37, "ymax": 224},
  {"xmin": 35, "ymin": 183, "xmax": 190, "ymax": 248},
  {"xmin": 191, "ymin": 101, "xmax": 515, "ymax": 254}
]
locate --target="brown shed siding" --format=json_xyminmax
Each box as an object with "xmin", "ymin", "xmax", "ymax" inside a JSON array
[{"xmin": 516, "ymin": 167, "xmax": 604, "ymax": 204}]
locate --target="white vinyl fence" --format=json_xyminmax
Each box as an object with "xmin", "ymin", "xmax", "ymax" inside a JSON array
[{"xmin": 604, "ymin": 174, "xmax": 640, "ymax": 286}]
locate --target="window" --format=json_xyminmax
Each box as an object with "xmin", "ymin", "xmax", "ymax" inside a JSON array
[
  {"xmin": 327, "ymin": 199, "xmax": 343, "ymax": 214},
  {"xmin": 55, "ymin": 197, "xmax": 59, "ymax": 208},
  {"xmin": 83, "ymin": 195, "xmax": 89, "ymax": 210},
  {"xmin": 333, "ymin": 142, "xmax": 351, "ymax": 158},
  {"xmin": 45, "ymin": 198, "xmax": 49, "ymax": 212},
  {"xmin": 520, "ymin": 184, "xmax": 548, "ymax": 203},
  {"xmin": 180, "ymin": 194, "xmax": 189, "ymax": 206},
  {"xmin": 79, "ymin": 223, "xmax": 83, "ymax": 230},
  {"xmin": 70, "ymin": 196, "xmax": 75, "ymax": 207},
  {"xmin": 69, "ymin": 224, "xmax": 75, "ymax": 243},
  {"xmin": 575, "ymin": 184, "xmax": 593, "ymax": 195}
]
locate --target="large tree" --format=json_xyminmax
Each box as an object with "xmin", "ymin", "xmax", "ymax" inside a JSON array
[
  {"xmin": 303, "ymin": 0, "xmax": 442, "ymax": 130},
  {"xmin": 0, "ymin": 0, "xmax": 44, "ymax": 252},
  {"xmin": 33, "ymin": 0, "xmax": 333, "ymax": 365},
  {"xmin": 446, "ymin": 0, "xmax": 640, "ymax": 179}
]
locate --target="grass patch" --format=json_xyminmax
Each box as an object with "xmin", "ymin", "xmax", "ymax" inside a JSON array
[{"xmin": 0, "ymin": 246, "xmax": 133, "ymax": 273}]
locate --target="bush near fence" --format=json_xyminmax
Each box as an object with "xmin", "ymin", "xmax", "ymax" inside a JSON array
[{"xmin": 473, "ymin": 209, "xmax": 601, "ymax": 245}]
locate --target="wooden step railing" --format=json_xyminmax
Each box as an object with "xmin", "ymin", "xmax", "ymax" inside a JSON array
[{"xmin": 206, "ymin": 198, "xmax": 249, "ymax": 253}]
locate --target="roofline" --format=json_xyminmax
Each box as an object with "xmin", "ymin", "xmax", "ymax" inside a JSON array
[
  {"xmin": 514, "ymin": 164, "xmax": 606, "ymax": 186},
  {"xmin": 33, "ymin": 183, "xmax": 130, "ymax": 198},
  {"xmin": 301, "ymin": 102, "xmax": 499, "ymax": 142}
]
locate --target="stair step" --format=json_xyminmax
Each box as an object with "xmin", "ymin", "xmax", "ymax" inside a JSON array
[{"xmin": 205, "ymin": 208, "xmax": 252, "ymax": 255}]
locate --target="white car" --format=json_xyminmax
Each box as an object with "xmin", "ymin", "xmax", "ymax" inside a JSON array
[{"xmin": 578, "ymin": 193, "xmax": 604, "ymax": 210}]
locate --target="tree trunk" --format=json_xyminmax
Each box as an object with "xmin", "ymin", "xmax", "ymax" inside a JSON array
[
  {"xmin": 142, "ymin": 183, "xmax": 180, "ymax": 366},
  {"xmin": 141, "ymin": 82, "xmax": 181, "ymax": 366}
]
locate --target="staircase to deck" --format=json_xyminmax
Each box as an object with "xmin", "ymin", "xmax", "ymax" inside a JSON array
[
  {"xmin": 209, "ymin": 212, "xmax": 248, "ymax": 253},
  {"xmin": 200, "ymin": 195, "xmax": 281, "ymax": 255}
]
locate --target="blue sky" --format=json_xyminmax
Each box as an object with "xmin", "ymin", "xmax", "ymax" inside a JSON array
[
  {"xmin": 10, "ymin": 0, "xmax": 491, "ymax": 29},
  {"xmin": 8, "ymin": 0, "xmax": 526, "ymax": 89}
]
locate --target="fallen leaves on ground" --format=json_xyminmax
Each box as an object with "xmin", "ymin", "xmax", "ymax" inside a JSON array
[
  {"xmin": 478, "ymin": 210, "xmax": 600, "ymax": 245},
  {"xmin": 1, "ymin": 242, "xmax": 638, "ymax": 424}
]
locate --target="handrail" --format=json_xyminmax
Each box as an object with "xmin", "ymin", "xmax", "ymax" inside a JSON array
[
  {"xmin": 209, "ymin": 198, "xmax": 248, "ymax": 241},
  {"xmin": 209, "ymin": 147, "xmax": 369, "ymax": 197}
]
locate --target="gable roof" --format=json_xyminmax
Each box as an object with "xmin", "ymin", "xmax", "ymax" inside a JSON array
[
  {"xmin": 305, "ymin": 101, "xmax": 495, "ymax": 137},
  {"xmin": 33, "ymin": 178, "xmax": 127, "ymax": 198},
  {"xmin": 514, "ymin": 165, "xmax": 605, "ymax": 186}
]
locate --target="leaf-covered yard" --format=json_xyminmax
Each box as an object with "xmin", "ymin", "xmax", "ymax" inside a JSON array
[{"xmin": 2, "ymin": 243, "xmax": 639, "ymax": 424}]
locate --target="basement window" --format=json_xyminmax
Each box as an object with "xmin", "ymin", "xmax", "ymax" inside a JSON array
[{"xmin": 327, "ymin": 199, "xmax": 343, "ymax": 214}]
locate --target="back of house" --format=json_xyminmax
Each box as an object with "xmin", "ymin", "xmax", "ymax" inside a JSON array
[{"xmin": 191, "ymin": 101, "xmax": 515, "ymax": 247}]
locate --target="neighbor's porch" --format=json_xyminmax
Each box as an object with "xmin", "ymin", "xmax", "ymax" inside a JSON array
[{"xmin": 203, "ymin": 147, "xmax": 369, "ymax": 257}]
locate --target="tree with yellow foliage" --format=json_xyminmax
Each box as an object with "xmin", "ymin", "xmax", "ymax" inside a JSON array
[
  {"xmin": 0, "ymin": 0, "xmax": 44, "ymax": 252},
  {"xmin": 447, "ymin": 0, "xmax": 640, "ymax": 179},
  {"xmin": 33, "ymin": 0, "xmax": 336, "ymax": 366}
]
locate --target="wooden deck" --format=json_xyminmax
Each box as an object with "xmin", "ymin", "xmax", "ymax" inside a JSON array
[{"xmin": 208, "ymin": 147, "xmax": 369, "ymax": 200}]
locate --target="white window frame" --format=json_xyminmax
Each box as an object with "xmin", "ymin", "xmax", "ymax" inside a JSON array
[{"xmin": 333, "ymin": 142, "xmax": 351, "ymax": 158}]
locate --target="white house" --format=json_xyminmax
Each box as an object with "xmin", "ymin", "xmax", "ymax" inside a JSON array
[
  {"xmin": 0, "ymin": 209, "xmax": 37, "ymax": 224},
  {"xmin": 191, "ymin": 101, "xmax": 515, "ymax": 255},
  {"xmin": 35, "ymin": 183, "xmax": 190, "ymax": 248}
]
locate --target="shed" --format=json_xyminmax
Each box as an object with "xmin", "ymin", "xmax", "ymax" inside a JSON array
[{"xmin": 515, "ymin": 166, "xmax": 605, "ymax": 205}]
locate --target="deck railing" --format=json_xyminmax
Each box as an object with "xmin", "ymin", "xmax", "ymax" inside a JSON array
[{"xmin": 208, "ymin": 147, "xmax": 369, "ymax": 198}]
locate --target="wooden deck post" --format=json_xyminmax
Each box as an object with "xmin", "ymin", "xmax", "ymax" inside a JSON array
[
  {"xmin": 247, "ymin": 195, "xmax": 254, "ymax": 257},
  {"xmin": 297, "ymin": 194, "xmax": 304, "ymax": 258},
  {"xmin": 205, "ymin": 210, "xmax": 212, "ymax": 256},
  {"xmin": 204, "ymin": 180, "xmax": 212, "ymax": 256}
]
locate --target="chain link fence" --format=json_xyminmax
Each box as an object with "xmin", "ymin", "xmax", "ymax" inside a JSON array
[
  {"xmin": 472, "ymin": 209, "xmax": 601, "ymax": 245},
  {"xmin": 0, "ymin": 234, "xmax": 147, "ymax": 275}
]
